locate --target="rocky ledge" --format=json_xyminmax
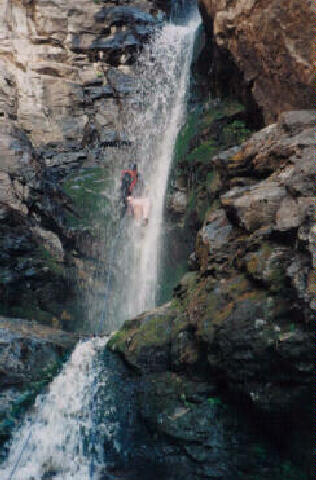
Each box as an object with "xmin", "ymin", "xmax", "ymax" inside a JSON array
[{"xmin": 109, "ymin": 110, "xmax": 314, "ymax": 477}]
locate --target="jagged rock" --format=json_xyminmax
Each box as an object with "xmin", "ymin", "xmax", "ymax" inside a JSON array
[
  {"xmin": 221, "ymin": 181, "xmax": 287, "ymax": 232},
  {"xmin": 109, "ymin": 304, "xmax": 176, "ymax": 373},
  {"xmin": 92, "ymin": 32, "xmax": 141, "ymax": 57},
  {"xmin": 244, "ymin": 244, "xmax": 289, "ymax": 292},
  {"xmin": 110, "ymin": 109, "xmax": 314, "ymax": 474},
  {"xmin": 199, "ymin": 0, "xmax": 313, "ymax": 123},
  {"xmin": 199, "ymin": 208, "xmax": 232, "ymax": 250},
  {"xmin": 0, "ymin": 123, "xmax": 35, "ymax": 178},
  {"xmin": 0, "ymin": 172, "xmax": 29, "ymax": 219},
  {"xmin": 84, "ymin": 85, "xmax": 114, "ymax": 101},
  {"xmin": 95, "ymin": 6, "xmax": 157, "ymax": 26}
]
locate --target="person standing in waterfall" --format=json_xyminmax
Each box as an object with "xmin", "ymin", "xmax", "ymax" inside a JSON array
[
  {"xmin": 127, "ymin": 173, "xmax": 150, "ymax": 226},
  {"xmin": 120, "ymin": 163, "xmax": 138, "ymax": 217}
]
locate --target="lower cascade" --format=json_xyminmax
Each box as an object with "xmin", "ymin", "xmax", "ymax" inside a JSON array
[
  {"xmin": 1, "ymin": 338, "xmax": 108, "ymax": 479},
  {"xmin": 1, "ymin": 10, "xmax": 201, "ymax": 480}
]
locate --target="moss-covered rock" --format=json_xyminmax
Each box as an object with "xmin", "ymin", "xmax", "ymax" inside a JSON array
[
  {"xmin": 169, "ymin": 99, "xmax": 253, "ymax": 227},
  {"xmin": 61, "ymin": 166, "xmax": 112, "ymax": 230},
  {"xmin": 245, "ymin": 244, "xmax": 290, "ymax": 293},
  {"xmin": 109, "ymin": 304, "xmax": 177, "ymax": 372}
]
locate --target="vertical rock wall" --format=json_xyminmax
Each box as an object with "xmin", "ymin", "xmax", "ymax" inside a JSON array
[{"xmin": 0, "ymin": 0, "xmax": 159, "ymax": 327}]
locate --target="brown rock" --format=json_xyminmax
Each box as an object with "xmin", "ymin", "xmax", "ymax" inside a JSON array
[{"xmin": 199, "ymin": 0, "xmax": 313, "ymax": 123}]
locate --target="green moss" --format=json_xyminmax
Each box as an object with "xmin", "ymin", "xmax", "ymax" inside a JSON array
[
  {"xmin": 108, "ymin": 328, "xmax": 128, "ymax": 351},
  {"xmin": 221, "ymin": 119, "xmax": 251, "ymax": 145},
  {"xmin": 186, "ymin": 140, "xmax": 218, "ymax": 167},
  {"xmin": 171, "ymin": 99, "xmax": 254, "ymax": 228},
  {"xmin": 135, "ymin": 315, "xmax": 171, "ymax": 349},
  {"xmin": 171, "ymin": 313, "xmax": 190, "ymax": 337},
  {"xmin": 109, "ymin": 312, "xmax": 174, "ymax": 359},
  {"xmin": 225, "ymin": 275, "xmax": 251, "ymax": 297},
  {"xmin": 36, "ymin": 246, "xmax": 64, "ymax": 276},
  {"xmin": 246, "ymin": 244, "xmax": 287, "ymax": 293},
  {"xmin": 207, "ymin": 396, "xmax": 222, "ymax": 406},
  {"xmin": 107, "ymin": 316, "xmax": 141, "ymax": 351},
  {"xmin": 201, "ymin": 100, "xmax": 246, "ymax": 127},
  {"xmin": 173, "ymin": 100, "xmax": 250, "ymax": 174},
  {"xmin": 62, "ymin": 167, "xmax": 111, "ymax": 229},
  {"xmin": 173, "ymin": 110, "xmax": 200, "ymax": 167}
]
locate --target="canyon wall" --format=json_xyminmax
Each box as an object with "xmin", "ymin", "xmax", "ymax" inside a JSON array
[
  {"xmin": 0, "ymin": 0, "xmax": 313, "ymax": 476},
  {"xmin": 0, "ymin": 0, "xmax": 159, "ymax": 326}
]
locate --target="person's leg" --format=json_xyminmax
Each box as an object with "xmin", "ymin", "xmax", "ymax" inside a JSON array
[
  {"xmin": 142, "ymin": 198, "xmax": 150, "ymax": 220},
  {"xmin": 134, "ymin": 204, "xmax": 143, "ymax": 221},
  {"xmin": 129, "ymin": 198, "xmax": 142, "ymax": 221}
]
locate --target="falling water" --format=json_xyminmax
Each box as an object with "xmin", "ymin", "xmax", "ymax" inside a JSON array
[
  {"xmin": 0, "ymin": 338, "xmax": 110, "ymax": 479},
  {"xmin": 110, "ymin": 14, "xmax": 201, "ymax": 325},
  {"xmin": 1, "ymin": 9, "xmax": 200, "ymax": 480}
]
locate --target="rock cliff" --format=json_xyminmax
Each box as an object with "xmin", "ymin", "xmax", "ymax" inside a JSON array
[
  {"xmin": 0, "ymin": 0, "xmax": 313, "ymax": 476},
  {"xmin": 0, "ymin": 0, "xmax": 159, "ymax": 327},
  {"xmin": 109, "ymin": 109, "xmax": 314, "ymax": 477},
  {"xmin": 109, "ymin": 5, "xmax": 313, "ymax": 475},
  {"xmin": 197, "ymin": 0, "xmax": 314, "ymax": 124}
]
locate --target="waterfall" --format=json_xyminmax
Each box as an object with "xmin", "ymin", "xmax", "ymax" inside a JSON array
[
  {"xmin": 1, "ymin": 10, "xmax": 200, "ymax": 480},
  {"xmin": 0, "ymin": 338, "xmax": 110, "ymax": 479},
  {"xmin": 107, "ymin": 14, "xmax": 201, "ymax": 327}
]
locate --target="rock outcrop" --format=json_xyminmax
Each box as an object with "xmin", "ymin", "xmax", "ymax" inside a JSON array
[
  {"xmin": 198, "ymin": 0, "xmax": 314, "ymax": 124},
  {"xmin": 109, "ymin": 110, "xmax": 314, "ymax": 476}
]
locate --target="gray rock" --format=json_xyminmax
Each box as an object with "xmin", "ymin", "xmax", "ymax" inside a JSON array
[
  {"xmin": 107, "ymin": 67, "xmax": 136, "ymax": 95},
  {"xmin": 95, "ymin": 6, "xmax": 157, "ymax": 26},
  {"xmin": 169, "ymin": 190, "xmax": 188, "ymax": 214},
  {"xmin": 84, "ymin": 84, "xmax": 114, "ymax": 101},
  {"xmin": 200, "ymin": 209, "xmax": 232, "ymax": 252},
  {"xmin": 0, "ymin": 316, "xmax": 76, "ymax": 386},
  {"xmin": 92, "ymin": 32, "xmax": 141, "ymax": 54}
]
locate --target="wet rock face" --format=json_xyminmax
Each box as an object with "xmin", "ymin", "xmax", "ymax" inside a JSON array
[
  {"xmin": 0, "ymin": 0, "xmax": 157, "ymax": 147},
  {"xmin": 0, "ymin": 316, "xmax": 76, "ymax": 448},
  {"xmin": 0, "ymin": 316, "xmax": 76, "ymax": 385},
  {"xmin": 0, "ymin": 0, "xmax": 158, "ymax": 326},
  {"xmin": 110, "ymin": 110, "xmax": 314, "ymax": 474},
  {"xmin": 198, "ymin": 0, "xmax": 313, "ymax": 123}
]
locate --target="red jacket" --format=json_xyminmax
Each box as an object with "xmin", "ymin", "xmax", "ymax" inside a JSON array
[{"xmin": 121, "ymin": 169, "xmax": 137, "ymax": 194}]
